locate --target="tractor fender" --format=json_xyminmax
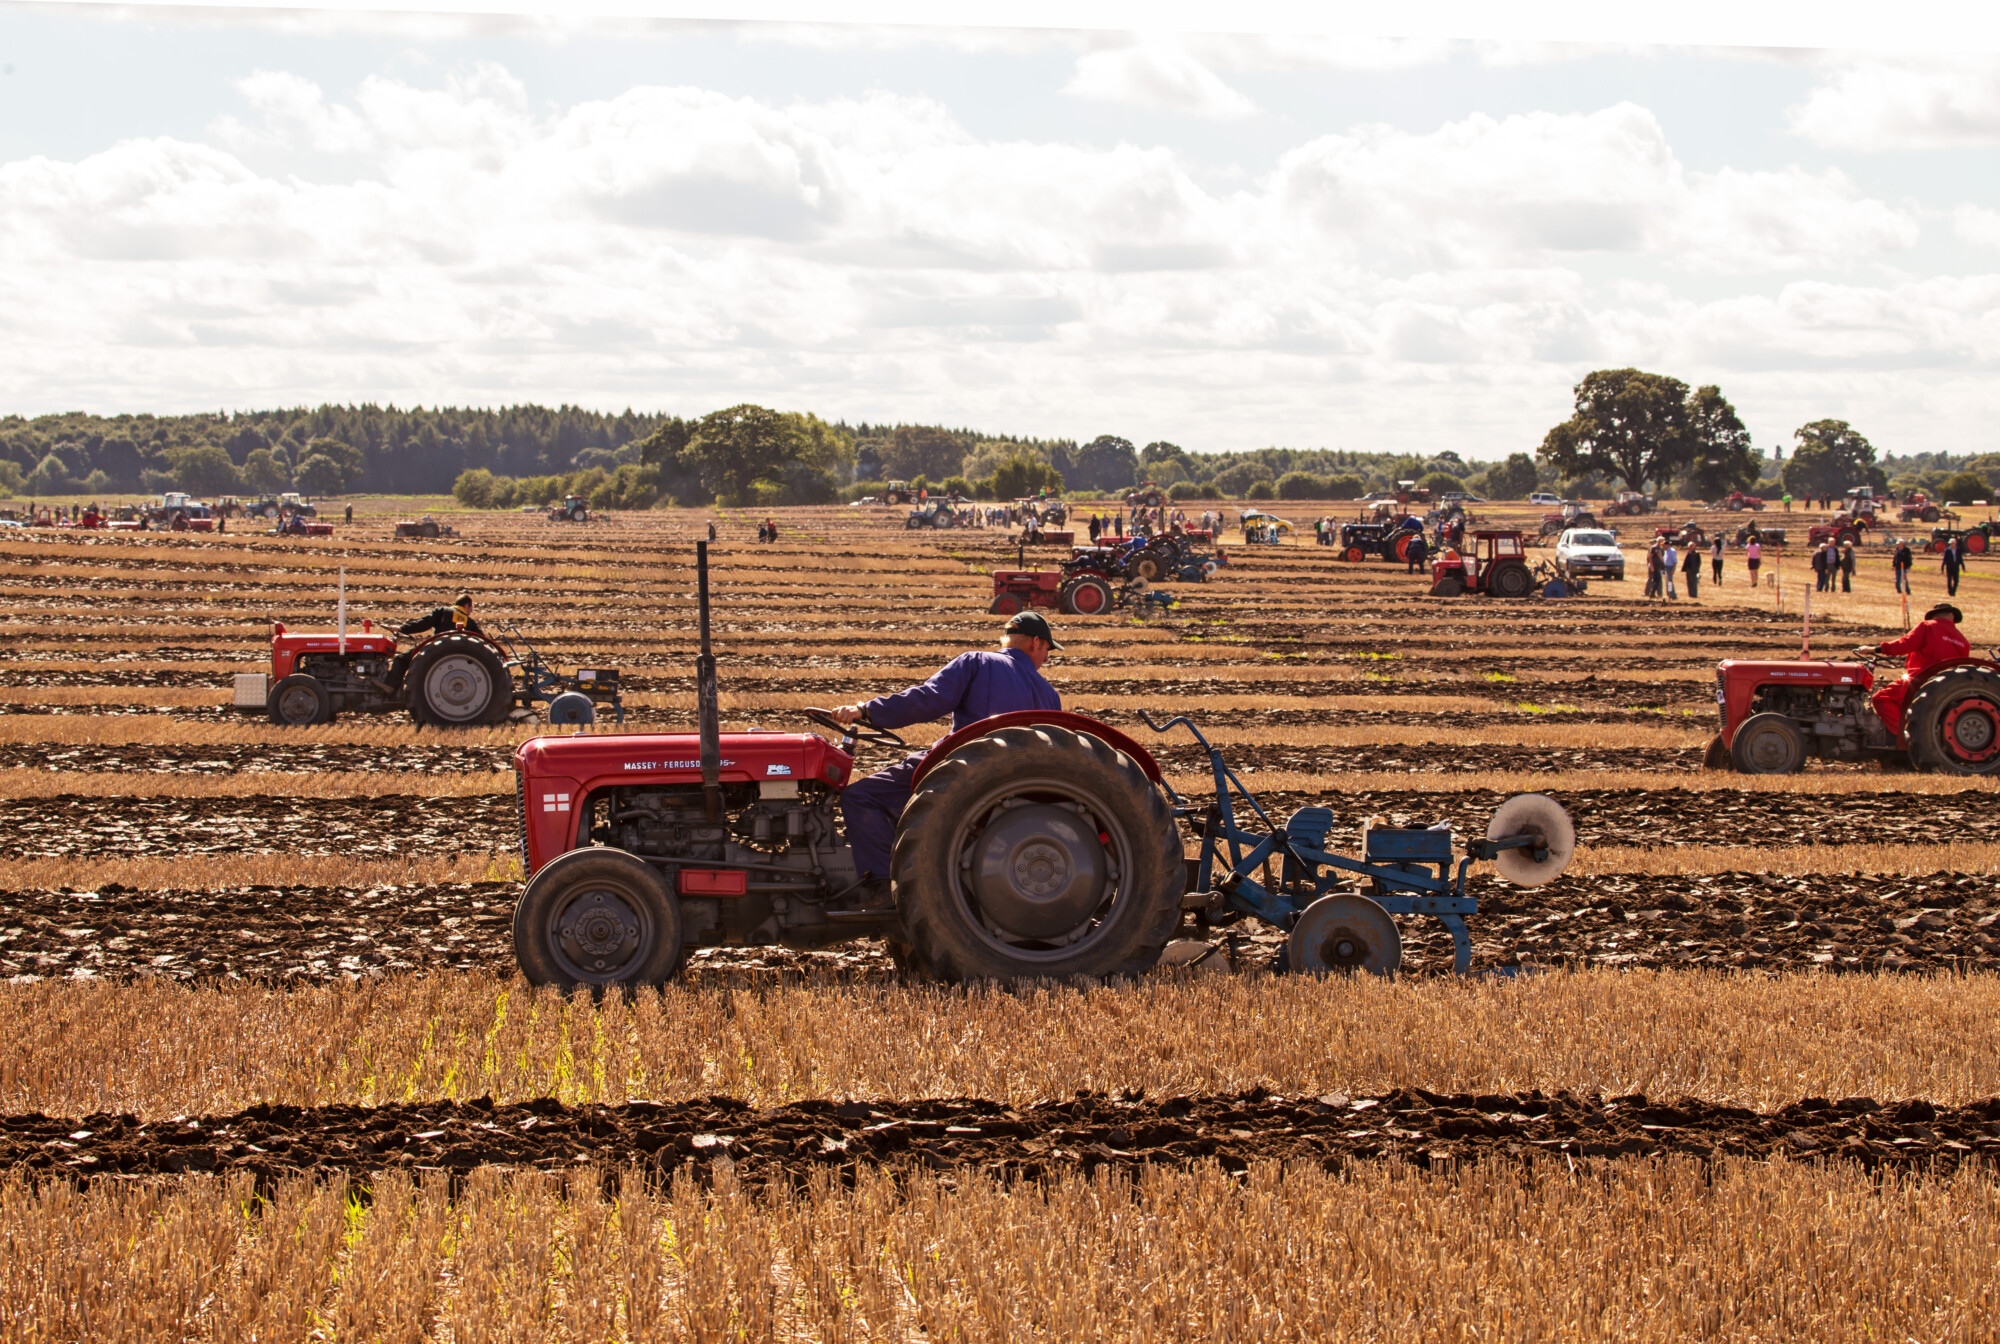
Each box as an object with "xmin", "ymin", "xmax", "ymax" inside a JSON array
[{"xmin": 909, "ymin": 710, "xmax": 1165, "ymax": 791}]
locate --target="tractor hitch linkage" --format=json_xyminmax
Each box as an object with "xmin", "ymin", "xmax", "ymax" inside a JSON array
[{"xmin": 1138, "ymin": 710, "xmax": 1564, "ymax": 974}]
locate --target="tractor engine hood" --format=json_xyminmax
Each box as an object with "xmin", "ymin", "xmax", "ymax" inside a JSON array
[{"xmin": 515, "ymin": 731, "xmax": 854, "ymax": 790}]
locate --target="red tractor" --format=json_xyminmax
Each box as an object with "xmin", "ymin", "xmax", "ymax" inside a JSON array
[
  {"xmin": 1655, "ymin": 521, "xmax": 1706, "ymax": 548},
  {"xmin": 988, "ymin": 570, "xmax": 1067, "ymax": 615},
  {"xmin": 1604, "ymin": 490, "xmax": 1658, "ymax": 517},
  {"xmin": 1900, "ymin": 492, "xmax": 1943, "ymax": 524},
  {"xmin": 236, "ymin": 621, "xmax": 622, "ymax": 728},
  {"xmin": 507, "ymin": 543, "xmax": 1576, "ymax": 990},
  {"xmin": 1429, "ymin": 530, "xmax": 1535, "ymax": 598},
  {"xmin": 1707, "ymin": 652, "xmax": 2000, "ymax": 775},
  {"xmin": 1807, "ymin": 515, "xmax": 1872, "ymax": 548},
  {"xmin": 1714, "ymin": 490, "xmax": 1763, "ymax": 512}
]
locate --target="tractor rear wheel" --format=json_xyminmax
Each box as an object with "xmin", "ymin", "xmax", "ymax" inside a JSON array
[
  {"xmin": 513, "ymin": 848, "xmax": 686, "ymax": 992},
  {"xmin": 1905, "ymin": 666, "xmax": 2000, "ymax": 775},
  {"xmin": 891, "ymin": 724, "xmax": 1182, "ymax": 982},
  {"xmin": 1062, "ymin": 576, "xmax": 1113, "ymax": 615},
  {"xmin": 1730, "ymin": 712, "xmax": 1807, "ymax": 774},
  {"xmin": 1923, "ymin": 506, "xmax": 1940, "ymax": 523},
  {"xmin": 268, "ymin": 673, "xmax": 331, "ymax": 726},
  {"xmin": 407, "ymin": 633, "xmax": 512, "ymax": 727},
  {"xmin": 568, "ymin": 505, "xmax": 587, "ymax": 522},
  {"xmin": 1129, "ymin": 552, "xmax": 1165, "ymax": 582},
  {"xmin": 1490, "ymin": 562, "xmax": 1533, "ymax": 598},
  {"xmin": 1968, "ymin": 532, "xmax": 1990, "ymax": 554},
  {"xmin": 989, "ymin": 592, "xmax": 1025, "ymax": 616}
]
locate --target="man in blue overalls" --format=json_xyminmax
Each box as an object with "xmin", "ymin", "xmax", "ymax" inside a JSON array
[{"xmin": 832, "ymin": 612, "xmax": 1063, "ymax": 908}]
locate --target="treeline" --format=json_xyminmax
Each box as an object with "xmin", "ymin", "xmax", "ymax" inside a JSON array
[
  {"xmin": 0, "ymin": 405, "xmax": 670, "ymax": 499},
  {"xmin": 8, "ymin": 393, "xmax": 1998, "ymax": 507}
]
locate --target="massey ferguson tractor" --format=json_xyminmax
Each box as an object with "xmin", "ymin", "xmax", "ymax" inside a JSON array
[
  {"xmin": 231, "ymin": 587, "xmax": 622, "ymax": 728},
  {"xmin": 507, "ymin": 543, "xmax": 1577, "ymax": 991},
  {"xmin": 1706, "ymin": 650, "xmax": 2000, "ymax": 775}
]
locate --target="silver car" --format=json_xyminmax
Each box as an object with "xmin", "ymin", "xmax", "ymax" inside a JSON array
[{"xmin": 1555, "ymin": 528, "xmax": 1626, "ymax": 579}]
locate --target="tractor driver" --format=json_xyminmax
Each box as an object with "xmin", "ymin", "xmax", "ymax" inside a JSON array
[
  {"xmin": 387, "ymin": 594, "xmax": 482, "ymax": 691},
  {"xmin": 831, "ymin": 611, "xmax": 1064, "ymax": 908},
  {"xmin": 1859, "ymin": 602, "xmax": 1971, "ymax": 736}
]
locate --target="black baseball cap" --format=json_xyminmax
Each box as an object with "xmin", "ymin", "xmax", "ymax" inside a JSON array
[
  {"xmin": 1004, "ymin": 612, "xmax": 1063, "ymax": 649},
  {"xmin": 1926, "ymin": 603, "xmax": 1963, "ymax": 622}
]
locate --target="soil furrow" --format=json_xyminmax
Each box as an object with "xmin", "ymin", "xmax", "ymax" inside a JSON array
[{"xmin": 9, "ymin": 1090, "xmax": 1998, "ymax": 1186}]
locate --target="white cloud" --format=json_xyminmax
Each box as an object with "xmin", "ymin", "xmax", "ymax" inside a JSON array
[
  {"xmin": 1267, "ymin": 104, "xmax": 1916, "ymax": 273},
  {"xmin": 1953, "ymin": 203, "xmax": 2000, "ymax": 249},
  {"xmin": 0, "ymin": 63, "xmax": 1988, "ymax": 455},
  {"xmin": 1064, "ymin": 41, "xmax": 1257, "ymax": 120},
  {"xmin": 1789, "ymin": 59, "xmax": 2000, "ymax": 150}
]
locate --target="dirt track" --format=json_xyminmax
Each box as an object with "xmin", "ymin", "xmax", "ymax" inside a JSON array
[
  {"xmin": 8, "ymin": 1089, "xmax": 1997, "ymax": 1187},
  {"xmin": 4, "ymin": 871, "xmax": 1992, "ymax": 983}
]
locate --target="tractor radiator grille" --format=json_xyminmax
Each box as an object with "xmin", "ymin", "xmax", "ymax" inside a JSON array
[{"xmin": 515, "ymin": 770, "xmax": 529, "ymax": 872}]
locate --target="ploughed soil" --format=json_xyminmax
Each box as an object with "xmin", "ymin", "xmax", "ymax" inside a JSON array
[
  {"xmin": 2, "ymin": 741, "xmax": 1729, "ymax": 775},
  {"xmin": 4, "ymin": 871, "xmax": 1994, "ymax": 984},
  {"xmin": 4, "ymin": 786, "xmax": 1992, "ymax": 861},
  {"xmin": 7, "ymin": 1090, "xmax": 1997, "ymax": 1186}
]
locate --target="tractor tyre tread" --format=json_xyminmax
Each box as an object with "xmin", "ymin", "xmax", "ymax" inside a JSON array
[
  {"xmin": 406, "ymin": 632, "xmax": 513, "ymax": 728},
  {"xmin": 890, "ymin": 725, "xmax": 1182, "ymax": 983},
  {"xmin": 1905, "ymin": 665, "xmax": 2000, "ymax": 775}
]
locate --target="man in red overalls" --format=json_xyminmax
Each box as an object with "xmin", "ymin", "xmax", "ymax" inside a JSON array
[{"xmin": 1861, "ymin": 602, "xmax": 1971, "ymax": 736}]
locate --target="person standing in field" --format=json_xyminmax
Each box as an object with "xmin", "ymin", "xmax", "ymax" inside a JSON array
[
  {"xmin": 1644, "ymin": 541, "xmax": 1662, "ymax": 598},
  {"xmin": 1662, "ymin": 540, "xmax": 1679, "ymax": 599},
  {"xmin": 1745, "ymin": 537, "xmax": 1762, "ymax": 587},
  {"xmin": 1893, "ymin": 540, "xmax": 1914, "ymax": 593},
  {"xmin": 1682, "ymin": 543, "xmax": 1701, "ymax": 598},
  {"xmin": 1811, "ymin": 543, "xmax": 1829, "ymax": 592},
  {"xmin": 1839, "ymin": 542, "xmax": 1857, "ymax": 594},
  {"xmin": 1711, "ymin": 535, "xmax": 1724, "ymax": 585},
  {"xmin": 1942, "ymin": 540, "xmax": 1962, "ymax": 596}
]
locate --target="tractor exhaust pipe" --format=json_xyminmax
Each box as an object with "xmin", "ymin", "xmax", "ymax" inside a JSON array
[{"xmin": 695, "ymin": 540, "xmax": 724, "ymax": 822}]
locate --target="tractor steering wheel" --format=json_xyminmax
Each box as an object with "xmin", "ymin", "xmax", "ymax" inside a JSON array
[{"xmin": 802, "ymin": 707, "xmax": 909, "ymax": 751}]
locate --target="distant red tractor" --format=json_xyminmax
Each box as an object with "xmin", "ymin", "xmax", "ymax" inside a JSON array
[
  {"xmin": 1655, "ymin": 521, "xmax": 1706, "ymax": 548},
  {"xmin": 235, "ymin": 622, "xmax": 622, "ymax": 728},
  {"xmin": 1900, "ymin": 493, "xmax": 1943, "ymax": 524},
  {"xmin": 1807, "ymin": 514, "xmax": 1873, "ymax": 548},
  {"xmin": 1429, "ymin": 530, "xmax": 1534, "ymax": 598},
  {"xmin": 1714, "ymin": 490, "xmax": 1764, "ymax": 512},
  {"xmin": 1603, "ymin": 490, "xmax": 1658, "ymax": 517},
  {"xmin": 1707, "ymin": 653, "xmax": 2000, "ymax": 775}
]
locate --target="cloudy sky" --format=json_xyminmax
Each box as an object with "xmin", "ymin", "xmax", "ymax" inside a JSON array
[{"xmin": 4, "ymin": 4, "xmax": 2000, "ymax": 459}]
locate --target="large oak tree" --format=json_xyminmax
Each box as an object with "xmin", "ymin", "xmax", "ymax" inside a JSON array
[{"xmin": 1538, "ymin": 369, "xmax": 1749, "ymax": 495}]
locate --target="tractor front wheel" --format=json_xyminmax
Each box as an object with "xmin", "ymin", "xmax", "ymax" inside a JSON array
[
  {"xmin": 1431, "ymin": 574, "xmax": 1465, "ymax": 597},
  {"xmin": 1730, "ymin": 712, "xmax": 1807, "ymax": 774},
  {"xmin": 1905, "ymin": 666, "xmax": 2000, "ymax": 775},
  {"xmin": 989, "ymin": 592, "xmax": 1025, "ymax": 616},
  {"xmin": 513, "ymin": 848, "xmax": 686, "ymax": 993},
  {"xmin": 1344, "ymin": 545, "xmax": 1365, "ymax": 562},
  {"xmin": 268, "ymin": 673, "xmax": 331, "ymax": 726},
  {"xmin": 891, "ymin": 724, "xmax": 1182, "ymax": 982}
]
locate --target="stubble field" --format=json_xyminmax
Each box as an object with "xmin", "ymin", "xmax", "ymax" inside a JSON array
[{"xmin": 2, "ymin": 497, "xmax": 1997, "ymax": 1340}]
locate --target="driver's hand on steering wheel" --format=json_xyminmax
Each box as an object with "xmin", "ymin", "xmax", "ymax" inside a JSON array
[
  {"xmin": 831, "ymin": 704, "xmax": 864, "ymax": 727},
  {"xmin": 1856, "ymin": 645, "xmax": 1877, "ymax": 656}
]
